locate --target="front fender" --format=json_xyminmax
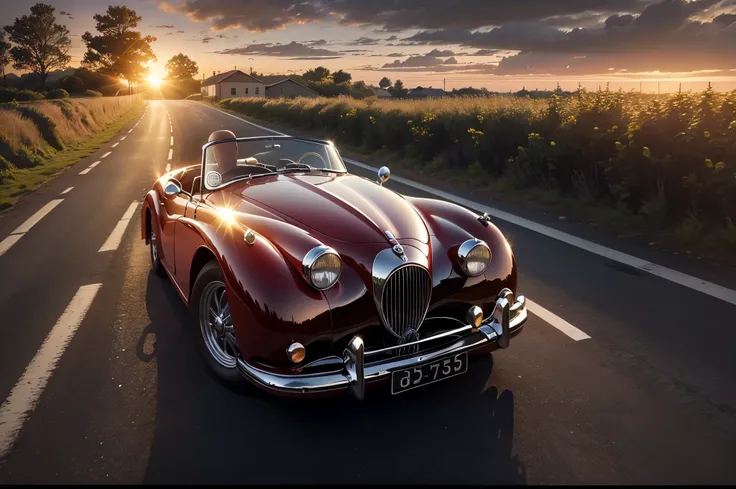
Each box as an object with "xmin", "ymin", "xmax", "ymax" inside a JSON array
[
  {"xmin": 181, "ymin": 204, "xmax": 334, "ymax": 365},
  {"xmin": 406, "ymin": 196, "xmax": 517, "ymax": 317}
]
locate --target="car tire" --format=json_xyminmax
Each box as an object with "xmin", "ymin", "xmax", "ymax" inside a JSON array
[
  {"xmin": 149, "ymin": 220, "xmax": 165, "ymax": 277},
  {"xmin": 190, "ymin": 260, "xmax": 253, "ymax": 393}
]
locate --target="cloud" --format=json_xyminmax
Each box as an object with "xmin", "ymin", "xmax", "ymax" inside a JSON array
[
  {"xmin": 176, "ymin": 30, "xmax": 185, "ymax": 33},
  {"xmin": 215, "ymin": 41, "xmax": 342, "ymax": 57},
  {"xmin": 396, "ymin": 0, "xmax": 736, "ymax": 74},
  {"xmin": 287, "ymin": 56, "xmax": 343, "ymax": 60},
  {"xmin": 349, "ymin": 36, "xmax": 380, "ymax": 45},
  {"xmin": 386, "ymin": 35, "xmax": 398, "ymax": 41},
  {"xmin": 333, "ymin": 0, "xmax": 645, "ymax": 30},
  {"xmin": 713, "ymin": 12, "xmax": 736, "ymax": 25},
  {"xmin": 159, "ymin": 0, "xmax": 646, "ymax": 33},
  {"xmin": 470, "ymin": 49, "xmax": 500, "ymax": 56},
  {"xmin": 305, "ymin": 39, "xmax": 328, "ymax": 46},
  {"xmin": 380, "ymin": 48, "xmax": 461, "ymax": 68},
  {"xmin": 444, "ymin": 57, "xmax": 458, "ymax": 64},
  {"xmin": 202, "ymin": 36, "xmax": 214, "ymax": 43},
  {"xmin": 152, "ymin": 24, "xmax": 177, "ymax": 29},
  {"xmin": 159, "ymin": 0, "xmax": 330, "ymax": 31}
]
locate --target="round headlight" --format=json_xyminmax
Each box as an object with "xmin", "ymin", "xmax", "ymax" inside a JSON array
[
  {"xmin": 457, "ymin": 239, "xmax": 491, "ymax": 277},
  {"xmin": 302, "ymin": 246, "xmax": 342, "ymax": 290}
]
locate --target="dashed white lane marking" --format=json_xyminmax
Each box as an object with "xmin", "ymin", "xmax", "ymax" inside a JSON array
[
  {"xmin": 167, "ymin": 148, "xmax": 173, "ymax": 160},
  {"xmin": 99, "ymin": 201, "xmax": 138, "ymax": 252},
  {"xmin": 526, "ymin": 300, "xmax": 591, "ymax": 341},
  {"xmin": 101, "ymin": 151, "xmax": 112, "ymax": 159},
  {"xmin": 170, "ymin": 136, "xmax": 174, "ymax": 146},
  {"xmin": 128, "ymin": 128, "xmax": 133, "ymax": 133},
  {"xmin": 78, "ymin": 160, "xmax": 100, "ymax": 175},
  {"xmin": 111, "ymin": 142, "xmax": 119, "ymax": 148},
  {"xmin": 9, "ymin": 199, "xmax": 64, "ymax": 236},
  {"xmin": 165, "ymin": 163, "xmax": 171, "ymax": 172},
  {"xmin": 60, "ymin": 187, "xmax": 74, "ymax": 195},
  {"xmin": 120, "ymin": 136, "xmax": 126, "ymax": 141},
  {"xmin": 0, "ymin": 234, "xmax": 23, "ymax": 258},
  {"xmin": 0, "ymin": 283, "xmax": 102, "ymax": 458}
]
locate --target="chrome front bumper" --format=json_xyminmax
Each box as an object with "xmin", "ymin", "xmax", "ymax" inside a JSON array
[{"xmin": 236, "ymin": 289, "xmax": 527, "ymax": 400}]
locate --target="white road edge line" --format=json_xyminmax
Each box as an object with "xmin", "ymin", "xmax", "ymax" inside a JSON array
[
  {"xmin": 167, "ymin": 149, "xmax": 173, "ymax": 160},
  {"xmin": 0, "ymin": 283, "xmax": 102, "ymax": 458},
  {"xmin": 202, "ymin": 103, "xmax": 736, "ymax": 307},
  {"xmin": 128, "ymin": 128, "xmax": 133, "ymax": 133},
  {"xmin": 165, "ymin": 163, "xmax": 171, "ymax": 172},
  {"xmin": 526, "ymin": 300, "xmax": 590, "ymax": 341},
  {"xmin": 0, "ymin": 234, "xmax": 23, "ymax": 258},
  {"xmin": 60, "ymin": 187, "xmax": 74, "ymax": 195},
  {"xmin": 120, "ymin": 136, "xmax": 126, "ymax": 141},
  {"xmin": 111, "ymin": 142, "xmax": 119, "ymax": 148},
  {"xmin": 101, "ymin": 151, "xmax": 112, "ymax": 159},
  {"xmin": 170, "ymin": 136, "xmax": 174, "ymax": 146},
  {"xmin": 78, "ymin": 168, "xmax": 91, "ymax": 175},
  {"xmin": 99, "ymin": 201, "xmax": 138, "ymax": 252}
]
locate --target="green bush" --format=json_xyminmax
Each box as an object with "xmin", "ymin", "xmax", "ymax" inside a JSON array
[
  {"xmin": 83, "ymin": 89, "xmax": 103, "ymax": 97},
  {"xmin": 12, "ymin": 106, "xmax": 63, "ymax": 150},
  {"xmin": 46, "ymin": 88, "xmax": 70, "ymax": 100},
  {"xmin": 14, "ymin": 89, "xmax": 46, "ymax": 101}
]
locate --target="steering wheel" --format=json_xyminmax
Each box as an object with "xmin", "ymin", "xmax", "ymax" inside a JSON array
[{"xmin": 296, "ymin": 151, "xmax": 327, "ymax": 167}]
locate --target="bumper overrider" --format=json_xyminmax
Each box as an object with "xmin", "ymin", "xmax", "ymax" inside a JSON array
[{"xmin": 236, "ymin": 288, "xmax": 527, "ymax": 399}]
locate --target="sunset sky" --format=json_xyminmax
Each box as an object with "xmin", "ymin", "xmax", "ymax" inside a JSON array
[{"xmin": 3, "ymin": 0, "xmax": 736, "ymax": 92}]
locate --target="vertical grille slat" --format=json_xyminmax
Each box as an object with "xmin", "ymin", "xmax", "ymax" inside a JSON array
[{"xmin": 379, "ymin": 265, "xmax": 431, "ymax": 340}]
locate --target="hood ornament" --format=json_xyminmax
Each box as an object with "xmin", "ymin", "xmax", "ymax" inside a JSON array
[{"xmin": 392, "ymin": 243, "xmax": 407, "ymax": 261}]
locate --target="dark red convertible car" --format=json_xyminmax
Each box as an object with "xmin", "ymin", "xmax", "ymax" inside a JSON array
[{"xmin": 141, "ymin": 130, "xmax": 527, "ymax": 399}]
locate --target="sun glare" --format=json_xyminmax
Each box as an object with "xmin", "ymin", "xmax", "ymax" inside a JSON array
[{"xmin": 148, "ymin": 75, "xmax": 163, "ymax": 88}]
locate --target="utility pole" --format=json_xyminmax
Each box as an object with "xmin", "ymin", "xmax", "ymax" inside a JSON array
[
  {"xmin": 443, "ymin": 78, "xmax": 446, "ymax": 91},
  {"xmin": 639, "ymin": 81, "xmax": 642, "ymax": 93},
  {"xmin": 657, "ymin": 81, "xmax": 660, "ymax": 94}
]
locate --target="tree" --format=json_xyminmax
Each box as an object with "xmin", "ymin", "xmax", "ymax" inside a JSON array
[
  {"xmin": 0, "ymin": 31, "xmax": 10, "ymax": 88},
  {"xmin": 82, "ymin": 6, "xmax": 156, "ymax": 95},
  {"xmin": 303, "ymin": 66, "xmax": 330, "ymax": 82},
  {"xmin": 165, "ymin": 53, "xmax": 198, "ymax": 80},
  {"xmin": 3, "ymin": 3, "xmax": 71, "ymax": 89},
  {"xmin": 379, "ymin": 76, "xmax": 391, "ymax": 89},
  {"xmin": 389, "ymin": 79, "xmax": 407, "ymax": 98},
  {"xmin": 331, "ymin": 69, "xmax": 352, "ymax": 84}
]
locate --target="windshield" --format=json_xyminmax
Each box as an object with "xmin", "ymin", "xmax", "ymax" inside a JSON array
[{"xmin": 202, "ymin": 137, "xmax": 346, "ymax": 190}]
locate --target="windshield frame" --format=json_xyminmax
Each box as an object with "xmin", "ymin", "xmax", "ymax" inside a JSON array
[{"xmin": 198, "ymin": 135, "xmax": 347, "ymax": 194}]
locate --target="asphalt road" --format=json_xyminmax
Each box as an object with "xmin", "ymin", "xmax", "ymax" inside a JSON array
[{"xmin": 0, "ymin": 100, "xmax": 735, "ymax": 484}]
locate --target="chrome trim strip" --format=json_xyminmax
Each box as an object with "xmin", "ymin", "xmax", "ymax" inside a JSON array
[{"xmin": 236, "ymin": 289, "xmax": 527, "ymax": 399}]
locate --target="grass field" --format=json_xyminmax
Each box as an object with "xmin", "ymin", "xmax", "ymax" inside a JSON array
[
  {"xmin": 0, "ymin": 95, "xmax": 143, "ymax": 210},
  {"xmin": 220, "ymin": 89, "xmax": 736, "ymax": 258}
]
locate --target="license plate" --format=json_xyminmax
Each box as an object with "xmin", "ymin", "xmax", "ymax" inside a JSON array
[{"xmin": 391, "ymin": 352, "xmax": 468, "ymax": 395}]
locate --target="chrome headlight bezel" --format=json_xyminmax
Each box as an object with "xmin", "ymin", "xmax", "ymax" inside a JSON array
[
  {"xmin": 457, "ymin": 238, "xmax": 492, "ymax": 277},
  {"xmin": 302, "ymin": 246, "xmax": 342, "ymax": 290}
]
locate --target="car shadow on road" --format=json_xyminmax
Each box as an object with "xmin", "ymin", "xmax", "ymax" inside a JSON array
[{"xmin": 138, "ymin": 271, "xmax": 527, "ymax": 485}]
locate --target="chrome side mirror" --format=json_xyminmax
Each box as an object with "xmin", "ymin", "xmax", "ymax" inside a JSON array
[
  {"xmin": 377, "ymin": 166, "xmax": 390, "ymax": 185},
  {"xmin": 163, "ymin": 178, "xmax": 183, "ymax": 197}
]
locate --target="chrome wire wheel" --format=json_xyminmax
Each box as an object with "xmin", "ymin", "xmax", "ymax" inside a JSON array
[{"xmin": 199, "ymin": 281, "xmax": 238, "ymax": 368}]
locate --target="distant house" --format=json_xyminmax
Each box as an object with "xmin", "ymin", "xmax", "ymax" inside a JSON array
[
  {"xmin": 372, "ymin": 88, "xmax": 392, "ymax": 98},
  {"xmin": 254, "ymin": 75, "xmax": 319, "ymax": 99},
  {"xmin": 201, "ymin": 70, "xmax": 265, "ymax": 101},
  {"xmin": 407, "ymin": 87, "xmax": 446, "ymax": 98}
]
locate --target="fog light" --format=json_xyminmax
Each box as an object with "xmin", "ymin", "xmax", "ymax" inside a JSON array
[
  {"xmin": 287, "ymin": 342, "xmax": 306, "ymax": 364},
  {"xmin": 466, "ymin": 305, "xmax": 483, "ymax": 328}
]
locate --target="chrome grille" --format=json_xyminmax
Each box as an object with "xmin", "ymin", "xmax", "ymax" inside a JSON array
[{"xmin": 379, "ymin": 265, "xmax": 432, "ymax": 339}]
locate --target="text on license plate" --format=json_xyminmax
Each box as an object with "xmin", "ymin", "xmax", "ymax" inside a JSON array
[{"xmin": 391, "ymin": 352, "xmax": 468, "ymax": 395}]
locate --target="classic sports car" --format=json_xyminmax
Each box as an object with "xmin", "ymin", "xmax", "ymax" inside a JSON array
[{"xmin": 141, "ymin": 129, "xmax": 527, "ymax": 399}]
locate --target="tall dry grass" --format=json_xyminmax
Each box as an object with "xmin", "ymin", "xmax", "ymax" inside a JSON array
[{"xmin": 0, "ymin": 95, "xmax": 142, "ymax": 182}]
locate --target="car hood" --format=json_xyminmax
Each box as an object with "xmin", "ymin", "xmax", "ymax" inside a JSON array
[{"xmin": 227, "ymin": 173, "xmax": 429, "ymax": 244}]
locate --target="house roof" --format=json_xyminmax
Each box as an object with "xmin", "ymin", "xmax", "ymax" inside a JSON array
[
  {"xmin": 259, "ymin": 76, "xmax": 320, "ymax": 95},
  {"xmin": 407, "ymin": 87, "xmax": 446, "ymax": 97},
  {"xmin": 372, "ymin": 88, "xmax": 392, "ymax": 97},
  {"xmin": 201, "ymin": 70, "xmax": 263, "ymax": 87}
]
